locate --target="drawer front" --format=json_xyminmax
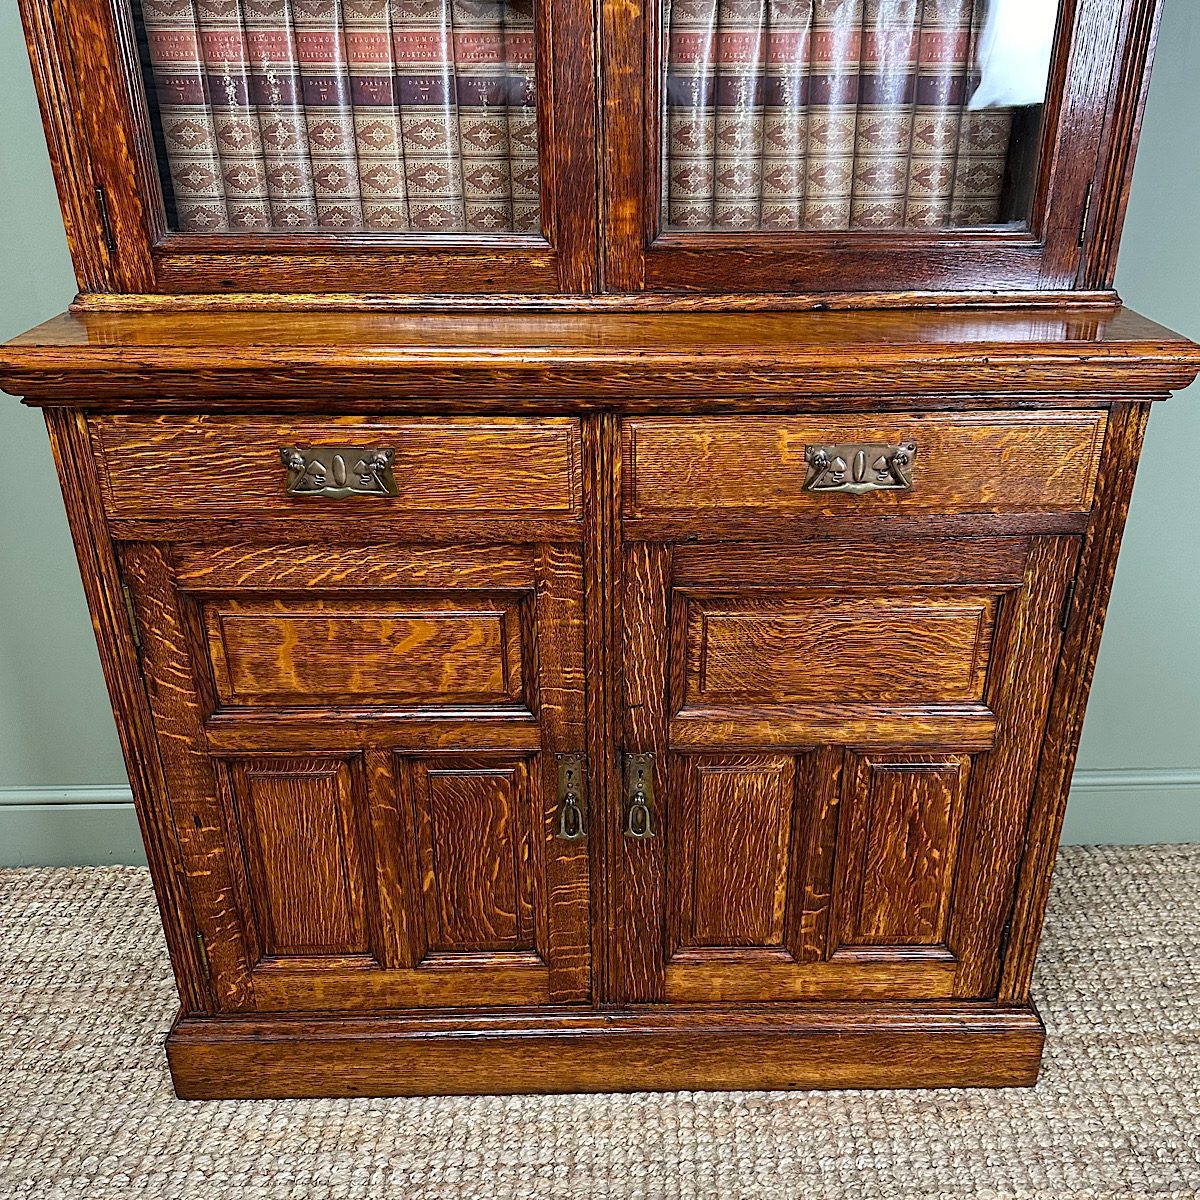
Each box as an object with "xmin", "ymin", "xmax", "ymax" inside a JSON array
[
  {"xmin": 92, "ymin": 415, "xmax": 582, "ymax": 524},
  {"xmin": 622, "ymin": 410, "xmax": 1107, "ymax": 519}
]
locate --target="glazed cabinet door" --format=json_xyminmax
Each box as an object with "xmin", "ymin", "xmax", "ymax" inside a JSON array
[
  {"xmin": 617, "ymin": 533, "xmax": 1077, "ymax": 1003},
  {"xmin": 118, "ymin": 539, "xmax": 590, "ymax": 1013}
]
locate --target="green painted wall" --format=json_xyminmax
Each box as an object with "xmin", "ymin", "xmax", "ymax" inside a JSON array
[{"xmin": 0, "ymin": 2, "xmax": 1197, "ymax": 864}]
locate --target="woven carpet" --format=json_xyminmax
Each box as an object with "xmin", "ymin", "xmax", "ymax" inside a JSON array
[{"xmin": 1, "ymin": 845, "xmax": 1198, "ymax": 1199}]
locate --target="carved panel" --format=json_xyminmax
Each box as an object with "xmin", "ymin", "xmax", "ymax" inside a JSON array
[
  {"xmin": 225, "ymin": 756, "xmax": 371, "ymax": 958},
  {"xmin": 834, "ymin": 753, "xmax": 972, "ymax": 950},
  {"xmin": 682, "ymin": 592, "xmax": 997, "ymax": 707},
  {"xmin": 408, "ymin": 756, "xmax": 540, "ymax": 957},
  {"xmin": 669, "ymin": 754, "xmax": 798, "ymax": 951},
  {"xmin": 203, "ymin": 595, "xmax": 528, "ymax": 709}
]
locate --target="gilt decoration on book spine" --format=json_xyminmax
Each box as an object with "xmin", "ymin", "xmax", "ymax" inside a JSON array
[
  {"xmin": 195, "ymin": 0, "xmax": 272, "ymax": 228},
  {"xmin": 343, "ymin": 0, "xmax": 411, "ymax": 231},
  {"xmin": 293, "ymin": 0, "xmax": 365, "ymax": 228},
  {"xmin": 805, "ymin": 0, "xmax": 863, "ymax": 229},
  {"xmin": 665, "ymin": 0, "xmax": 719, "ymax": 229},
  {"xmin": 504, "ymin": 0, "xmax": 540, "ymax": 232},
  {"xmin": 140, "ymin": 0, "xmax": 231, "ymax": 231},
  {"xmin": 242, "ymin": 0, "xmax": 320, "ymax": 229}
]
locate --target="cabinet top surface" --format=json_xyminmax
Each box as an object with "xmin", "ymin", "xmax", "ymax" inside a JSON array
[{"xmin": 3, "ymin": 306, "xmax": 1198, "ymax": 404}]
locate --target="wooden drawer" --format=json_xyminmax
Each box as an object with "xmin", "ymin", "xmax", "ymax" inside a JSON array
[
  {"xmin": 622, "ymin": 410, "xmax": 1107, "ymax": 520},
  {"xmin": 91, "ymin": 415, "xmax": 582, "ymax": 527}
]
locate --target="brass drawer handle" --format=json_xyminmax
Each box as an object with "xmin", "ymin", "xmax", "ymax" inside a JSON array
[
  {"xmin": 280, "ymin": 445, "xmax": 398, "ymax": 498},
  {"xmin": 803, "ymin": 440, "xmax": 917, "ymax": 494},
  {"xmin": 623, "ymin": 752, "xmax": 655, "ymax": 839}
]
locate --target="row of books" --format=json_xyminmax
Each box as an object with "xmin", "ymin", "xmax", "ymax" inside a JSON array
[
  {"xmin": 665, "ymin": 0, "xmax": 1017, "ymax": 231},
  {"xmin": 139, "ymin": 0, "xmax": 541, "ymax": 234}
]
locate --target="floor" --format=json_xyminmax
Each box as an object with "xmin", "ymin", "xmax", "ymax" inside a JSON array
[{"xmin": 1, "ymin": 844, "xmax": 1198, "ymax": 1199}]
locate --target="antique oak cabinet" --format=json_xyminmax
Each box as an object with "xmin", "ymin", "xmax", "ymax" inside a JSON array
[{"xmin": 2, "ymin": 0, "xmax": 1198, "ymax": 1098}]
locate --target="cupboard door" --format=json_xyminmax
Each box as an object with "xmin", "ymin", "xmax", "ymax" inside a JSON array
[
  {"xmin": 618, "ymin": 535, "xmax": 1076, "ymax": 1003},
  {"xmin": 120, "ymin": 540, "xmax": 590, "ymax": 1012},
  {"xmin": 600, "ymin": 0, "xmax": 1141, "ymax": 293},
  {"xmin": 42, "ymin": 0, "xmax": 598, "ymax": 293}
]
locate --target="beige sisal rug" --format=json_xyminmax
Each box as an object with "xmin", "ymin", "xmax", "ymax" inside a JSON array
[{"xmin": 1, "ymin": 844, "xmax": 1198, "ymax": 1199}]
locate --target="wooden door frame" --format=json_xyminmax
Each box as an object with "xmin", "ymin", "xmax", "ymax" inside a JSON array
[
  {"xmin": 598, "ymin": 0, "xmax": 1165, "ymax": 296},
  {"xmin": 19, "ymin": 0, "xmax": 601, "ymax": 296}
]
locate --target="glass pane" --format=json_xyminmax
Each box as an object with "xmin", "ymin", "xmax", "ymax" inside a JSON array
[
  {"xmin": 134, "ymin": 0, "xmax": 540, "ymax": 234},
  {"xmin": 662, "ymin": 0, "xmax": 1060, "ymax": 232}
]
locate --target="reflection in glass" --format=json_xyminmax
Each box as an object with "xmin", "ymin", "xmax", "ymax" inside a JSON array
[
  {"xmin": 135, "ymin": 0, "xmax": 540, "ymax": 234},
  {"xmin": 663, "ymin": 0, "xmax": 1058, "ymax": 232}
]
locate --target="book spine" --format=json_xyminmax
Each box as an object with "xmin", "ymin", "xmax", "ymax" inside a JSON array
[
  {"xmin": 140, "ymin": 0, "xmax": 230, "ymax": 232},
  {"xmin": 949, "ymin": 0, "xmax": 1010, "ymax": 225},
  {"xmin": 343, "ymin": 0, "xmax": 411, "ymax": 231},
  {"xmin": 195, "ymin": 0, "xmax": 273, "ymax": 229},
  {"xmin": 453, "ymin": 0, "xmax": 513, "ymax": 232},
  {"xmin": 391, "ymin": 0, "xmax": 467, "ymax": 231},
  {"xmin": 850, "ymin": 0, "xmax": 919, "ymax": 229},
  {"xmin": 503, "ymin": 0, "xmax": 540, "ymax": 232},
  {"xmin": 805, "ymin": 0, "xmax": 862, "ymax": 230},
  {"xmin": 293, "ymin": 0, "xmax": 365, "ymax": 229},
  {"xmin": 760, "ymin": 0, "xmax": 812, "ymax": 231},
  {"xmin": 903, "ymin": 0, "xmax": 971, "ymax": 228},
  {"xmin": 665, "ymin": 0, "xmax": 719, "ymax": 230},
  {"xmin": 713, "ymin": 0, "xmax": 767, "ymax": 229},
  {"xmin": 242, "ymin": 0, "xmax": 320, "ymax": 230}
]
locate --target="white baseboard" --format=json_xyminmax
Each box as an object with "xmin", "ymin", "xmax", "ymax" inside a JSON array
[{"xmin": 0, "ymin": 772, "xmax": 1197, "ymax": 865}]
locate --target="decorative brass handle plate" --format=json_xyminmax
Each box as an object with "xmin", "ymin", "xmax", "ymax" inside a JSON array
[
  {"xmin": 623, "ymin": 752, "xmax": 655, "ymax": 839},
  {"xmin": 803, "ymin": 440, "xmax": 917, "ymax": 494},
  {"xmin": 280, "ymin": 445, "xmax": 398, "ymax": 498},
  {"xmin": 556, "ymin": 754, "xmax": 587, "ymax": 842}
]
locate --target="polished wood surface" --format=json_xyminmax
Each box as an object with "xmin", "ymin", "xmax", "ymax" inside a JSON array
[{"xmin": 3, "ymin": 308, "xmax": 1198, "ymax": 402}]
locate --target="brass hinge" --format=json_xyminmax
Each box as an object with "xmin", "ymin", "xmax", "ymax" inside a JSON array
[
  {"xmin": 1059, "ymin": 578, "xmax": 1077, "ymax": 633},
  {"xmin": 94, "ymin": 185, "xmax": 118, "ymax": 256},
  {"xmin": 195, "ymin": 931, "xmax": 211, "ymax": 980},
  {"xmin": 120, "ymin": 584, "xmax": 142, "ymax": 650},
  {"xmin": 1077, "ymin": 180, "xmax": 1094, "ymax": 248}
]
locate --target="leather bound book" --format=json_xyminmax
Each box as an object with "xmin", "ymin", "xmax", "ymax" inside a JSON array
[
  {"xmin": 805, "ymin": 0, "xmax": 863, "ymax": 230},
  {"xmin": 760, "ymin": 0, "xmax": 812, "ymax": 231},
  {"xmin": 243, "ymin": 0, "xmax": 320, "ymax": 230},
  {"xmin": 292, "ymin": 0, "xmax": 365, "ymax": 229},
  {"xmin": 665, "ymin": 0, "xmax": 719, "ymax": 230},
  {"xmin": 504, "ymin": 0, "xmax": 540, "ymax": 232},
  {"xmin": 195, "ymin": 0, "xmax": 273, "ymax": 229},
  {"xmin": 139, "ymin": 0, "xmax": 231, "ymax": 232},
  {"xmin": 392, "ymin": 0, "xmax": 468, "ymax": 232},
  {"xmin": 903, "ymin": 0, "xmax": 972, "ymax": 228},
  {"xmin": 453, "ymin": 0, "xmax": 514, "ymax": 233},
  {"xmin": 850, "ymin": 0, "xmax": 920, "ymax": 229},
  {"xmin": 343, "ymin": 0, "xmax": 412, "ymax": 231},
  {"xmin": 712, "ymin": 0, "xmax": 767, "ymax": 230}
]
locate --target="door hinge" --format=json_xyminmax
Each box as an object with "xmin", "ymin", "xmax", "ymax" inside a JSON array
[
  {"xmin": 1059, "ymin": 578, "xmax": 1077, "ymax": 633},
  {"xmin": 195, "ymin": 931, "xmax": 212, "ymax": 979},
  {"xmin": 94, "ymin": 185, "xmax": 118, "ymax": 257},
  {"xmin": 195, "ymin": 931, "xmax": 212, "ymax": 980},
  {"xmin": 1077, "ymin": 180, "xmax": 1094, "ymax": 248},
  {"xmin": 120, "ymin": 583, "xmax": 142, "ymax": 650}
]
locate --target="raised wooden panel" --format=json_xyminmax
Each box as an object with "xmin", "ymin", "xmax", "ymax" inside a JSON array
[
  {"xmin": 622, "ymin": 411, "xmax": 1108, "ymax": 519},
  {"xmin": 225, "ymin": 756, "xmax": 370, "ymax": 958},
  {"xmin": 409, "ymin": 757, "xmax": 538, "ymax": 957},
  {"xmin": 203, "ymin": 595, "xmax": 526, "ymax": 710},
  {"xmin": 834, "ymin": 754, "xmax": 972, "ymax": 951},
  {"xmin": 671, "ymin": 755, "xmax": 796, "ymax": 950},
  {"xmin": 682, "ymin": 593, "xmax": 996, "ymax": 708},
  {"xmin": 91, "ymin": 416, "xmax": 582, "ymax": 522}
]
